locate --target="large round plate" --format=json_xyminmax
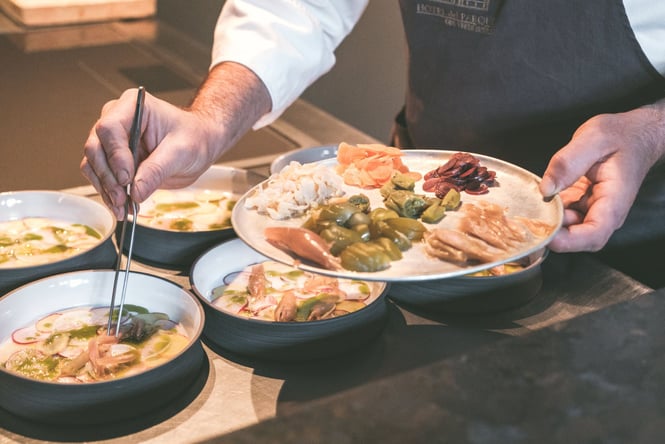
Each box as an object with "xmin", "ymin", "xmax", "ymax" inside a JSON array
[{"xmin": 232, "ymin": 149, "xmax": 563, "ymax": 282}]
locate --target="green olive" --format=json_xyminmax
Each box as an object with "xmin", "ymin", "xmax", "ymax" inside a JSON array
[
  {"xmin": 317, "ymin": 202, "xmax": 359, "ymax": 226},
  {"xmin": 346, "ymin": 211, "xmax": 371, "ymax": 228},
  {"xmin": 385, "ymin": 217, "xmax": 427, "ymax": 241},
  {"xmin": 339, "ymin": 242, "xmax": 392, "ymax": 272},
  {"xmin": 421, "ymin": 203, "xmax": 446, "ymax": 224},
  {"xmin": 373, "ymin": 237, "xmax": 403, "ymax": 260},
  {"xmin": 319, "ymin": 225, "xmax": 362, "ymax": 256},
  {"xmin": 369, "ymin": 208, "xmax": 399, "ymax": 223}
]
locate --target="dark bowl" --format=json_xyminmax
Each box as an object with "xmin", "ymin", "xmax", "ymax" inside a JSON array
[
  {"xmin": 0, "ymin": 190, "xmax": 117, "ymax": 295},
  {"xmin": 122, "ymin": 165, "xmax": 264, "ymax": 268},
  {"xmin": 270, "ymin": 144, "xmax": 338, "ymax": 174},
  {"xmin": 190, "ymin": 238, "xmax": 389, "ymax": 361},
  {"xmin": 0, "ymin": 270, "xmax": 205, "ymax": 425},
  {"xmin": 388, "ymin": 249, "xmax": 548, "ymax": 314}
]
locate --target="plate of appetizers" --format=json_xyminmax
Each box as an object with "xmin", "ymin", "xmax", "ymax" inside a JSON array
[{"xmin": 232, "ymin": 144, "xmax": 564, "ymax": 282}]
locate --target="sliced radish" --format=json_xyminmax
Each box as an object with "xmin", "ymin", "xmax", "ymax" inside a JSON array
[
  {"xmin": 52, "ymin": 308, "xmax": 94, "ymax": 331},
  {"xmin": 12, "ymin": 326, "xmax": 48, "ymax": 344},
  {"xmin": 35, "ymin": 313, "xmax": 62, "ymax": 333},
  {"xmin": 38, "ymin": 332, "xmax": 70, "ymax": 355},
  {"xmin": 89, "ymin": 306, "xmax": 112, "ymax": 324}
]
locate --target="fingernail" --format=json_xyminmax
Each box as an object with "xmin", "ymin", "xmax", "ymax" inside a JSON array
[
  {"xmin": 117, "ymin": 169, "xmax": 130, "ymax": 186},
  {"xmin": 540, "ymin": 176, "xmax": 557, "ymax": 198}
]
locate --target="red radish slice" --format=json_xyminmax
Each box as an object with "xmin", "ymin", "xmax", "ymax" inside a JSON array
[
  {"xmin": 35, "ymin": 313, "xmax": 62, "ymax": 333},
  {"xmin": 12, "ymin": 326, "xmax": 48, "ymax": 344}
]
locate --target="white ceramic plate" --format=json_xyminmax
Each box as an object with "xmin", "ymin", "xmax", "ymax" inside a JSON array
[{"xmin": 232, "ymin": 149, "xmax": 564, "ymax": 282}]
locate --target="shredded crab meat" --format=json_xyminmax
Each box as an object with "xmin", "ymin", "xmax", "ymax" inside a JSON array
[{"xmin": 244, "ymin": 161, "xmax": 345, "ymax": 220}]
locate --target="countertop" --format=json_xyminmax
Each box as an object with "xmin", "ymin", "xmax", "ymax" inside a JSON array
[{"xmin": 0, "ymin": 239, "xmax": 657, "ymax": 443}]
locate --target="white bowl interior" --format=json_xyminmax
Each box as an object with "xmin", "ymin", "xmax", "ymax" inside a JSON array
[
  {"xmin": 136, "ymin": 165, "xmax": 263, "ymax": 232},
  {"xmin": 0, "ymin": 270, "xmax": 203, "ymax": 347},
  {"xmin": 0, "ymin": 191, "xmax": 116, "ymax": 269},
  {"xmin": 191, "ymin": 238, "xmax": 386, "ymax": 320}
]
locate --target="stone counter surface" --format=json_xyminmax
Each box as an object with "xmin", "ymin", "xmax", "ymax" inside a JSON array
[{"xmin": 218, "ymin": 285, "xmax": 665, "ymax": 444}]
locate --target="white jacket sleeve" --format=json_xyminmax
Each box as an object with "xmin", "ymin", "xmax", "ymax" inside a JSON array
[{"xmin": 211, "ymin": 0, "xmax": 369, "ymax": 128}]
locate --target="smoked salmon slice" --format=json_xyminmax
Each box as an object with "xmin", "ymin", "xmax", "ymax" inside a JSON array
[{"xmin": 336, "ymin": 142, "xmax": 416, "ymax": 188}]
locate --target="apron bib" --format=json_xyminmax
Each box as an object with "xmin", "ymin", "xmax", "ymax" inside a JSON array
[{"xmin": 394, "ymin": 0, "xmax": 665, "ymax": 284}]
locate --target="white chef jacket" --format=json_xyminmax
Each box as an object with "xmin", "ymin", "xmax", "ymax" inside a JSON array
[{"xmin": 211, "ymin": 0, "xmax": 665, "ymax": 129}]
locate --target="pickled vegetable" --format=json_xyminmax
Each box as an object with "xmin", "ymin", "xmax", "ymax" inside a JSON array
[
  {"xmin": 384, "ymin": 190, "xmax": 428, "ymax": 219},
  {"xmin": 340, "ymin": 242, "xmax": 392, "ymax": 272},
  {"xmin": 421, "ymin": 201, "xmax": 446, "ymax": 224},
  {"xmin": 320, "ymin": 225, "xmax": 363, "ymax": 255},
  {"xmin": 385, "ymin": 217, "xmax": 427, "ymax": 240}
]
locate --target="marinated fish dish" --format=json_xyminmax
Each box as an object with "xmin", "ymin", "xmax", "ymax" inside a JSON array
[
  {"xmin": 0, "ymin": 217, "xmax": 102, "ymax": 268},
  {"xmin": 138, "ymin": 189, "xmax": 238, "ymax": 232},
  {"xmin": 211, "ymin": 260, "xmax": 381, "ymax": 322},
  {"xmin": 0, "ymin": 305, "xmax": 189, "ymax": 383}
]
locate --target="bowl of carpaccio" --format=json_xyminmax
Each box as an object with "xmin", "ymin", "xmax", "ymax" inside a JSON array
[
  {"xmin": 0, "ymin": 190, "xmax": 118, "ymax": 295},
  {"xmin": 0, "ymin": 269, "xmax": 205, "ymax": 424}
]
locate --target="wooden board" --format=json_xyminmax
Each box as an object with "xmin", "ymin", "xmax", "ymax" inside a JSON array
[{"xmin": 0, "ymin": 0, "xmax": 156, "ymax": 27}]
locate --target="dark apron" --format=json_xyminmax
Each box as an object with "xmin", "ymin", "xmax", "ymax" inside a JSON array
[{"xmin": 394, "ymin": 0, "xmax": 665, "ymax": 285}]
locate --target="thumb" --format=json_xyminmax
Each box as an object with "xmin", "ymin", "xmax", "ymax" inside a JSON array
[{"xmin": 539, "ymin": 134, "xmax": 611, "ymax": 198}]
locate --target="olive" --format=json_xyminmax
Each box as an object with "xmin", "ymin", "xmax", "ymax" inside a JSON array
[
  {"xmin": 385, "ymin": 217, "xmax": 427, "ymax": 240},
  {"xmin": 421, "ymin": 203, "xmax": 446, "ymax": 224},
  {"xmin": 319, "ymin": 225, "xmax": 362, "ymax": 256},
  {"xmin": 374, "ymin": 237, "xmax": 403, "ymax": 260},
  {"xmin": 346, "ymin": 211, "xmax": 371, "ymax": 228},
  {"xmin": 339, "ymin": 242, "xmax": 392, "ymax": 272},
  {"xmin": 317, "ymin": 202, "xmax": 359, "ymax": 226}
]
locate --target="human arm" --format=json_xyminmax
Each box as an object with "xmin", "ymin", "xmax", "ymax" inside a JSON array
[
  {"xmin": 80, "ymin": 0, "xmax": 367, "ymax": 219},
  {"xmin": 81, "ymin": 61, "xmax": 271, "ymax": 219},
  {"xmin": 539, "ymin": 98, "xmax": 665, "ymax": 252}
]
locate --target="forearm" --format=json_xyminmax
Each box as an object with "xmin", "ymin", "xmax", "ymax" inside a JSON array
[
  {"xmin": 187, "ymin": 61, "xmax": 272, "ymax": 160},
  {"xmin": 638, "ymin": 97, "xmax": 665, "ymax": 168}
]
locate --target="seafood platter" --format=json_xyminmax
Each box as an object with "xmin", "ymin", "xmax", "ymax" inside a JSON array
[
  {"xmin": 0, "ymin": 269, "xmax": 205, "ymax": 424},
  {"xmin": 232, "ymin": 143, "xmax": 563, "ymax": 312},
  {"xmin": 234, "ymin": 143, "xmax": 563, "ymax": 282},
  {"xmin": 118, "ymin": 165, "xmax": 264, "ymax": 268},
  {"xmin": 0, "ymin": 190, "xmax": 117, "ymax": 294},
  {"xmin": 190, "ymin": 238, "xmax": 389, "ymax": 360}
]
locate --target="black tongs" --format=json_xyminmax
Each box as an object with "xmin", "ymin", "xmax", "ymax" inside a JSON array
[{"xmin": 107, "ymin": 86, "xmax": 145, "ymax": 336}]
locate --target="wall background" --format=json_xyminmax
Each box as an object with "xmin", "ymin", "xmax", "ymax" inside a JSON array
[{"xmin": 156, "ymin": 0, "xmax": 407, "ymax": 142}]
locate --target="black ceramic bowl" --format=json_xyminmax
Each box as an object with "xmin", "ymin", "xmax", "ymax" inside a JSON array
[
  {"xmin": 388, "ymin": 249, "xmax": 548, "ymax": 314},
  {"xmin": 0, "ymin": 190, "xmax": 117, "ymax": 295},
  {"xmin": 190, "ymin": 238, "xmax": 389, "ymax": 361},
  {"xmin": 121, "ymin": 165, "xmax": 264, "ymax": 268},
  {"xmin": 0, "ymin": 270, "xmax": 205, "ymax": 425}
]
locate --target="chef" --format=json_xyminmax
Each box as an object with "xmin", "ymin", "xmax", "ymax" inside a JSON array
[{"xmin": 81, "ymin": 0, "xmax": 665, "ymax": 285}]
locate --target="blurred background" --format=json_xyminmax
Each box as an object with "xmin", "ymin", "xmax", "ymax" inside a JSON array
[{"xmin": 0, "ymin": 1, "xmax": 406, "ymax": 191}]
